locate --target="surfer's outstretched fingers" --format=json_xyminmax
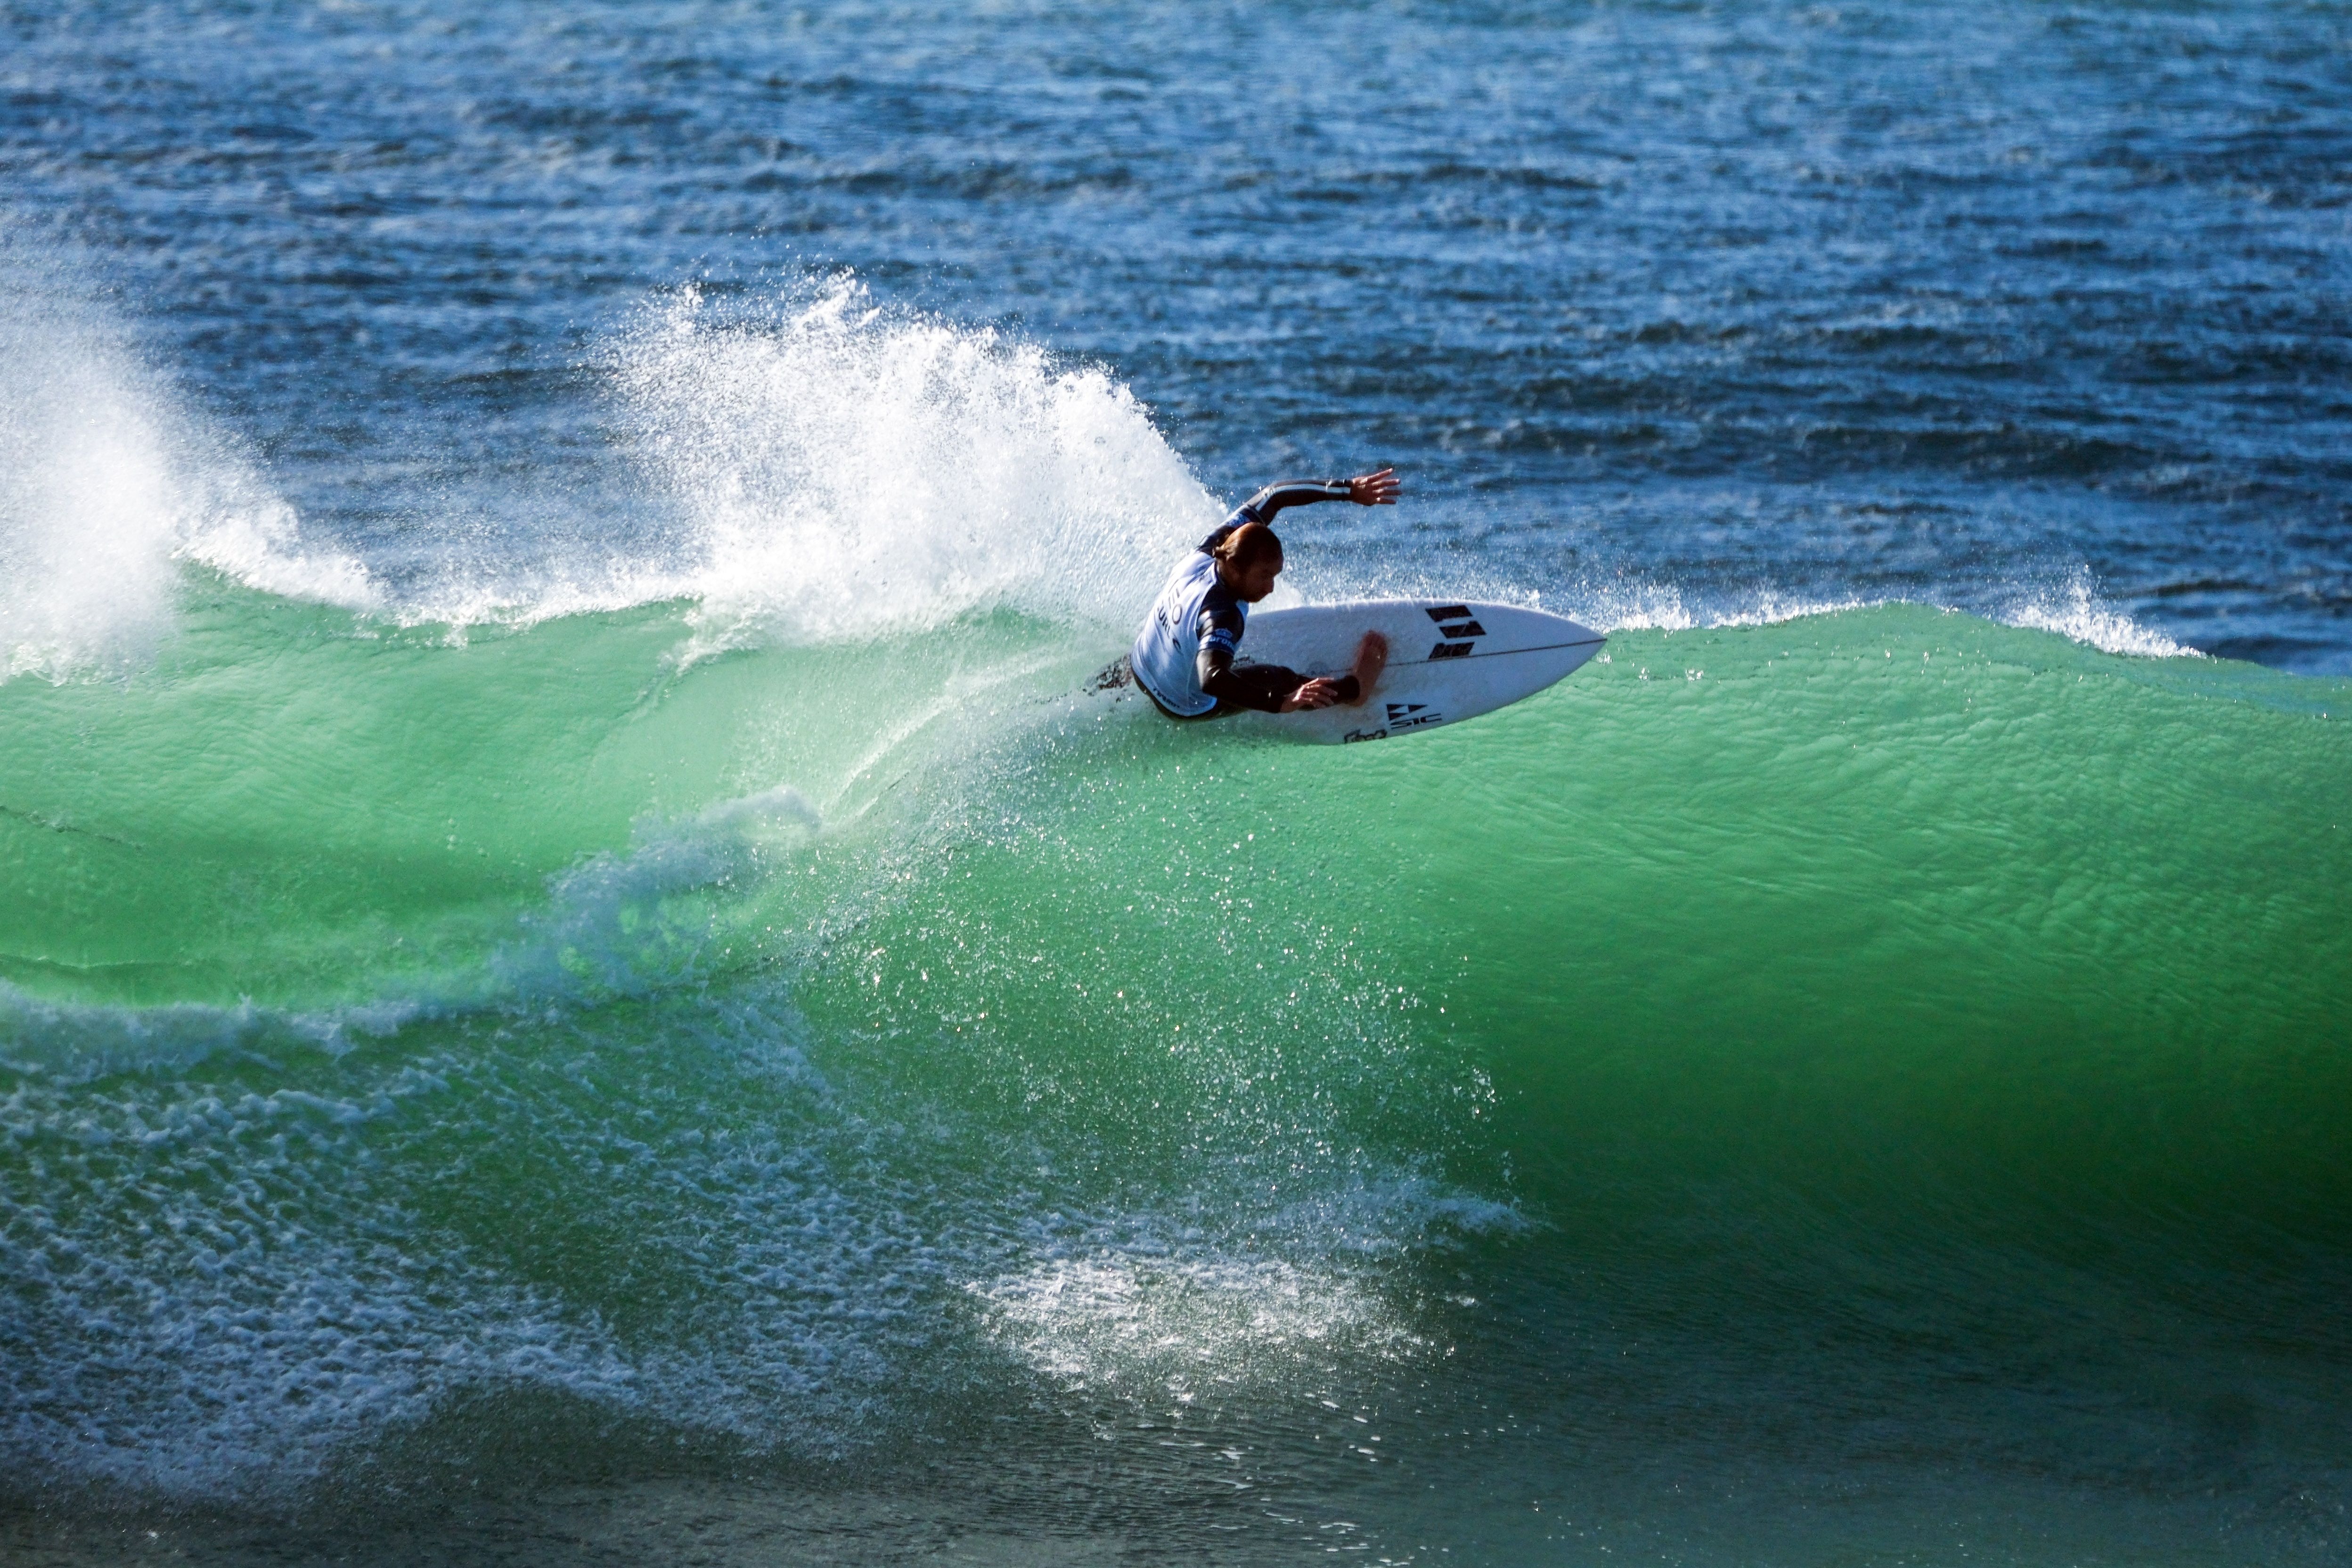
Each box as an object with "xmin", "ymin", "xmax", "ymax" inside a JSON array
[
  {"xmin": 1349, "ymin": 630, "xmax": 1388, "ymax": 703},
  {"xmin": 1348, "ymin": 468, "xmax": 1400, "ymax": 506}
]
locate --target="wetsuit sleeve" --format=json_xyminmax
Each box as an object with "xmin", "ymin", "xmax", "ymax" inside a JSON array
[
  {"xmin": 1194, "ymin": 595, "xmax": 1246, "ymax": 682},
  {"xmin": 1235, "ymin": 479, "xmax": 1353, "ymax": 524},
  {"xmin": 1198, "ymin": 644, "xmax": 1290, "ymax": 712},
  {"xmin": 1199, "ymin": 649, "xmax": 1358, "ymax": 714},
  {"xmin": 1193, "ymin": 594, "xmax": 1286, "ymax": 711}
]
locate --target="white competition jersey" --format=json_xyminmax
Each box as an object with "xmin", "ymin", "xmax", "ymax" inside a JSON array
[{"xmin": 1129, "ymin": 547, "xmax": 1245, "ymax": 718}]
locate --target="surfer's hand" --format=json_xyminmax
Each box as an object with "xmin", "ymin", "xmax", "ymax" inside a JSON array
[
  {"xmin": 1347, "ymin": 468, "xmax": 1399, "ymax": 506},
  {"xmin": 1279, "ymin": 677, "xmax": 1344, "ymax": 712}
]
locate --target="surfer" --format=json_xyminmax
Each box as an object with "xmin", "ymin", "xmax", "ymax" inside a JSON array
[{"xmin": 1125, "ymin": 469, "xmax": 1398, "ymax": 720}]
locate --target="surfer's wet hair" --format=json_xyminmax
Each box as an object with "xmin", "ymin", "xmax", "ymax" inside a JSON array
[{"xmin": 1213, "ymin": 521, "xmax": 1283, "ymax": 572}]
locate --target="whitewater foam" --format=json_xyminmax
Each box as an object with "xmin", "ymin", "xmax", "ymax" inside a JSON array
[
  {"xmin": 1574, "ymin": 581, "xmax": 1873, "ymax": 636},
  {"xmin": 0, "ymin": 273, "xmax": 1232, "ymax": 645},
  {"xmin": 972, "ymin": 1254, "xmax": 1407, "ymax": 1393},
  {"xmin": 969, "ymin": 1177, "xmax": 1520, "ymax": 1397},
  {"xmin": 1565, "ymin": 570, "xmax": 2198, "ymax": 661},
  {"xmin": 0, "ymin": 250, "xmax": 2211, "ymax": 684},
  {"xmin": 0, "ymin": 237, "xmax": 376, "ymax": 682}
]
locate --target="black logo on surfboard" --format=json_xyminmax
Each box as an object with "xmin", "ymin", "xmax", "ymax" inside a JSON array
[
  {"xmin": 1384, "ymin": 702, "xmax": 1446, "ymax": 732},
  {"xmin": 1424, "ymin": 604, "xmax": 1482, "ymax": 659}
]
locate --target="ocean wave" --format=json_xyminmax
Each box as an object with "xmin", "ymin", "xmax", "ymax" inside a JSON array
[{"xmin": 3, "ymin": 584, "xmax": 2342, "ymax": 1507}]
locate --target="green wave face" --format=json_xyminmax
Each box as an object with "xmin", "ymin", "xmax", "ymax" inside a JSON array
[{"xmin": 3, "ymin": 588, "xmax": 2349, "ymax": 1542}]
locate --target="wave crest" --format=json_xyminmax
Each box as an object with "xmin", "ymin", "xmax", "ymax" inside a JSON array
[{"xmin": 2000, "ymin": 570, "xmax": 2199, "ymax": 659}]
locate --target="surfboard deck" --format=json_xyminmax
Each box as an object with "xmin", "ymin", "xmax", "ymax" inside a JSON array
[{"xmin": 1097, "ymin": 599, "xmax": 1605, "ymax": 744}]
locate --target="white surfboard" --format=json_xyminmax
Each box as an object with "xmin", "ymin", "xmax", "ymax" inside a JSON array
[{"xmin": 1094, "ymin": 599, "xmax": 1604, "ymax": 744}]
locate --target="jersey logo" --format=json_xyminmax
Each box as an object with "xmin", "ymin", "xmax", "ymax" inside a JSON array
[{"xmin": 1425, "ymin": 604, "xmax": 1481, "ymax": 660}]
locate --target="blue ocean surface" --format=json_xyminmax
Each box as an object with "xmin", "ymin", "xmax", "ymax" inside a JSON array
[{"xmin": 2, "ymin": 2, "xmax": 2348, "ymax": 1563}]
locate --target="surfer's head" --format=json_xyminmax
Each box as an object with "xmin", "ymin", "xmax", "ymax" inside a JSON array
[{"xmin": 1214, "ymin": 522, "xmax": 1284, "ymax": 602}]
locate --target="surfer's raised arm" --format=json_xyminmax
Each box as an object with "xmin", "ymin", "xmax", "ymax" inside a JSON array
[
  {"xmin": 1233, "ymin": 467, "xmax": 1400, "ymax": 524},
  {"xmin": 1123, "ymin": 470, "xmax": 1394, "ymax": 722}
]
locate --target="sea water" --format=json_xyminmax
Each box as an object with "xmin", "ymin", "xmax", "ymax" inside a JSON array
[{"xmin": 2, "ymin": 2, "xmax": 2348, "ymax": 1562}]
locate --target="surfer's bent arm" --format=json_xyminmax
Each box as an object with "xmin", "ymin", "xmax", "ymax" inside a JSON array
[
  {"xmin": 1195, "ymin": 642, "xmax": 1278, "ymax": 711},
  {"xmin": 1194, "ymin": 614, "xmax": 1359, "ymax": 714},
  {"xmin": 1192, "ymin": 600, "xmax": 1283, "ymax": 712}
]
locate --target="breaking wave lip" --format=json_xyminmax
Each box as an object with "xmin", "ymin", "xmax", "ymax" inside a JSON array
[
  {"xmin": 1575, "ymin": 584, "xmax": 1876, "ymax": 635},
  {"xmin": 1996, "ymin": 571, "xmax": 2201, "ymax": 660},
  {"xmin": 6, "ymin": 262, "xmax": 1228, "ymax": 666}
]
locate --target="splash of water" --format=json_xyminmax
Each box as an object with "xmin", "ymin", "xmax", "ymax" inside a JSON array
[
  {"xmin": 2001, "ymin": 568, "xmax": 2199, "ymax": 659},
  {"xmin": 612, "ymin": 277, "xmax": 1217, "ymax": 649},
  {"xmin": 0, "ymin": 237, "xmax": 374, "ymax": 682}
]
